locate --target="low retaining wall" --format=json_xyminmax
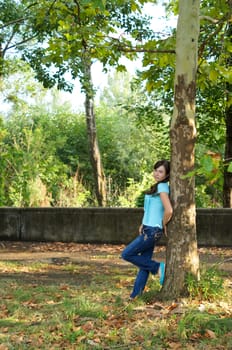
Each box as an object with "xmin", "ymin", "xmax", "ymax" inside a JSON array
[{"xmin": 0, "ymin": 208, "xmax": 231, "ymax": 246}]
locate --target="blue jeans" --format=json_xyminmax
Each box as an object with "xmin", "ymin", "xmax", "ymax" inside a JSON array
[{"xmin": 121, "ymin": 225, "xmax": 163, "ymax": 298}]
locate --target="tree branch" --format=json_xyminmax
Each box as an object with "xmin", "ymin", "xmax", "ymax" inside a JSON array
[
  {"xmin": 47, "ymin": 0, "xmax": 58, "ymax": 14},
  {"xmin": 198, "ymin": 11, "xmax": 232, "ymax": 58},
  {"xmin": 5, "ymin": 34, "xmax": 39, "ymax": 52},
  {"xmin": 198, "ymin": 20, "xmax": 226, "ymax": 61},
  {"xmin": 2, "ymin": 29, "xmax": 17, "ymax": 56},
  {"xmin": 199, "ymin": 16, "xmax": 219, "ymax": 24},
  {"xmin": 0, "ymin": 2, "xmax": 39, "ymax": 29},
  {"xmin": 118, "ymin": 46, "xmax": 175, "ymax": 54},
  {"xmin": 0, "ymin": 17, "xmax": 25, "ymax": 30}
]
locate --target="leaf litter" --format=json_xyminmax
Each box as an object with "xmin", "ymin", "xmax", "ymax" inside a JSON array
[{"xmin": 0, "ymin": 241, "xmax": 231, "ymax": 349}]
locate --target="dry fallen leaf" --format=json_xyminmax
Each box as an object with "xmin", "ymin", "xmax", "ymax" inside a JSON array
[
  {"xmin": 59, "ymin": 284, "xmax": 69, "ymax": 290},
  {"xmin": 153, "ymin": 302, "xmax": 165, "ymax": 310},
  {"xmin": 204, "ymin": 329, "xmax": 217, "ymax": 339},
  {"xmin": 1, "ymin": 328, "xmax": 9, "ymax": 333},
  {"xmin": 167, "ymin": 302, "xmax": 179, "ymax": 311},
  {"xmin": 168, "ymin": 342, "xmax": 184, "ymax": 349},
  {"xmin": 0, "ymin": 345, "xmax": 9, "ymax": 350},
  {"xmin": 82, "ymin": 321, "xmax": 95, "ymax": 332}
]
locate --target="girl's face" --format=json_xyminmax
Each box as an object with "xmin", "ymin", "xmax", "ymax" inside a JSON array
[{"xmin": 153, "ymin": 165, "xmax": 167, "ymax": 182}]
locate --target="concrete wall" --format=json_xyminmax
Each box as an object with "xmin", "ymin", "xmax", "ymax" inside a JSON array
[{"xmin": 0, "ymin": 208, "xmax": 231, "ymax": 246}]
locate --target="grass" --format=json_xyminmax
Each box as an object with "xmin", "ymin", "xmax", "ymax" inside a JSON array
[{"xmin": 0, "ymin": 252, "xmax": 231, "ymax": 349}]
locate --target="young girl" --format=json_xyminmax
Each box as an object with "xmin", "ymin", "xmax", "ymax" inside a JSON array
[{"xmin": 121, "ymin": 159, "xmax": 173, "ymax": 299}]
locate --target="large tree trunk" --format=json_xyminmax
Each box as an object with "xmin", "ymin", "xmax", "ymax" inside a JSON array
[
  {"xmin": 223, "ymin": 88, "xmax": 232, "ymax": 207},
  {"xmin": 160, "ymin": 0, "xmax": 200, "ymax": 299},
  {"xmin": 82, "ymin": 57, "xmax": 107, "ymax": 206},
  {"xmin": 223, "ymin": 24, "xmax": 232, "ymax": 208}
]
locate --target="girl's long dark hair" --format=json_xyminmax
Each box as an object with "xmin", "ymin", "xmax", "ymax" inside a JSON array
[{"xmin": 145, "ymin": 159, "xmax": 170, "ymax": 195}]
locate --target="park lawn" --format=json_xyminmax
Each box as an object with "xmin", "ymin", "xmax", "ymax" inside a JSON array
[{"xmin": 0, "ymin": 253, "xmax": 231, "ymax": 349}]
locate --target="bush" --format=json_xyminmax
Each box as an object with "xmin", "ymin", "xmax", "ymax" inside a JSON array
[{"xmin": 185, "ymin": 267, "xmax": 225, "ymax": 301}]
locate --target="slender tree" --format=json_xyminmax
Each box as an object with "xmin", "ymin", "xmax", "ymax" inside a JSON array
[
  {"xmin": 20, "ymin": 0, "xmax": 152, "ymax": 206},
  {"xmin": 81, "ymin": 52, "xmax": 106, "ymax": 205}
]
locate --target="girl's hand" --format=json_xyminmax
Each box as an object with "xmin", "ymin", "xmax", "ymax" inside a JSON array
[
  {"xmin": 139, "ymin": 224, "xmax": 143, "ymax": 235},
  {"xmin": 163, "ymin": 224, "xmax": 168, "ymax": 237}
]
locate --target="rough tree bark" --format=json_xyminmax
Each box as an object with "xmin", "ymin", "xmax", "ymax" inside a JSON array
[
  {"xmin": 82, "ymin": 56, "xmax": 107, "ymax": 206},
  {"xmin": 223, "ymin": 89, "xmax": 232, "ymax": 208},
  {"xmin": 223, "ymin": 23, "xmax": 232, "ymax": 208},
  {"xmin": 160, "ymin": 0, "xmax": 200, "ymax": 299}
]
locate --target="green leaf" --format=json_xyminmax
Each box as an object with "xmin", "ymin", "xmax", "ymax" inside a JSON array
[
  {"xmin": 228, "ymin": 162, "xmax": 232, "ymax": 173},
  {"xmin": 209, "ymin": 69, "xmax": 218, "ymax": 82},
  {"xmin": 116, "ymin": 64, "xmax": 127, "ymax": 72},
  {"xmin": 82, "ymin": 0, "xmax": 106, "ymax": 11},
  {"xmin": 200, "ymin": 155, "xmax": 214, "ymax": 173}
]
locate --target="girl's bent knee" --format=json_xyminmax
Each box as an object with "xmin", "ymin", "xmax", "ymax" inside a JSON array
[
  {"xmin": 121, "ymin": 250, "xmax": 129, "ymax": 261},
  {"xmin": 121, "ymin": 251, "xmax": 126, "ymax": 260}
]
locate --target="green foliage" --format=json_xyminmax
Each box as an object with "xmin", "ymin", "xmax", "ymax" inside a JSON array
[
  {"xmin": 1, "ymin": 105, "xmax": 91, "ymax": 206},
  {"xmin": 178, "ymin": 310, "xmax": 232, "ymax": 340},
  {"xmin": 96, "ymin": 71, "xmax": 170, "ymax": 206},
  {"xmin": 0, "ymin": 0, "xmax": 34, "ymax": 77},
  {"xmin": 115, "ymin": 173, "xmax": 151, "ymax": 207},
  {"xmin": 2, "ymin": 60, "xmax": 229, "ymax": 208},
  {"xmin": 195, "ymin": 185, "xmax": 219, "ymax": 208},
  {"xmin": 132, "ymin": 0, "xmax": 231, "ymax": 208},
  {"xmin": 0, "ymin": 62, "xmax": 228, "ymax": 208},
  {"xmin": 182, "ymin": 151, "xmax": 224, "ymax": 207},
  {"xmin": 20, "ymin": 0, "xmax": 154, "ymax": 92},
  {"xmin": 0, "ymin": 65, "xmax": 171, "ymax": 207},
  {"xmin": 0, "ymin": 118, "xmax": 8, "ymax": 205},
  {"xmin": 1, "ymin": 78, "xmax": 169, "ymax": 207},
  {"xmin": 1, "ymin": 0, "xmax": 230, "ymax": 208},
  {"xmin": 185, "ymin": 267, "xmax": 225, "ymax": 301},
  {"xmin": 228, "ymin": 162, "xmax": 232, "ymax": 172}
]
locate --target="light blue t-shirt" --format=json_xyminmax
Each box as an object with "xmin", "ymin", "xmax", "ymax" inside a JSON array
[{"xmin": 142, "ymin": 182, "xmax": 170, "ymax": 228}]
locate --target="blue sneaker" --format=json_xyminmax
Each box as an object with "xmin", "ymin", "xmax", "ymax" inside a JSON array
[{"xmin": 159, "ymin": 262, "xmax": 165, "ymax": 285}]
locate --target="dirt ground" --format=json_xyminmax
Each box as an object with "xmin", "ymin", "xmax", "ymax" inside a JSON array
[
  {"xmin": 0, "ymin": 241, "xmax": 231, "ymax": 291},
  {"xmin": 0, "ymin": 241, "xmax": 231, "ymax": 275}
]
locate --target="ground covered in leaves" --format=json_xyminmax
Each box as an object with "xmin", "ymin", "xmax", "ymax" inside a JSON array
[{"xmin": 0, "ymin": 241, "xmax": 231, "ymax": 349}]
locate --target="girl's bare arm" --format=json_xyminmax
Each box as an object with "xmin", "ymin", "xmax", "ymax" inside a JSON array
[{"xmin": 160, "ymin": 192, "xmax": 173, "ymax": 236}]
